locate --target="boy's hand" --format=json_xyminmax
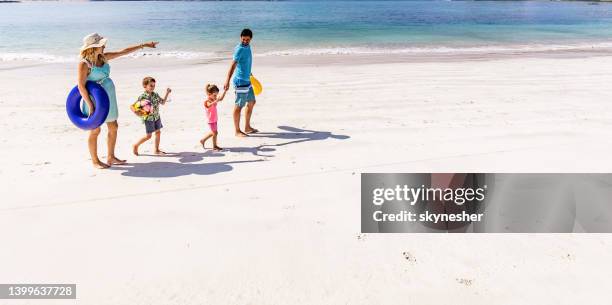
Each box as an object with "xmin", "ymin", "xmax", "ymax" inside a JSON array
[{"xmin": 166, "ymin": 88, "xmax": 172, "ymax": 94}]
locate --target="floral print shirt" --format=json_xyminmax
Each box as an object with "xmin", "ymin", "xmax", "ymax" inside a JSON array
[{"xmin": 137, "ymin": 91, "xmax": 162, "ymax": 122}]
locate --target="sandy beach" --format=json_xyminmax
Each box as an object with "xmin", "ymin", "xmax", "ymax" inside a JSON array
[{"xmin": 1, "ymin": 52, "xmax": 612, "ymax": 304}]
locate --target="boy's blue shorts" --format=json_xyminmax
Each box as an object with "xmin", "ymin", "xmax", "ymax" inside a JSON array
[
  {"xmin": 144, "ymin": 118, "xmax": 163, "ymax": 134},
  {"xmin": 235, "ymin": 86, "xmax": 256, "ymax": 108}
]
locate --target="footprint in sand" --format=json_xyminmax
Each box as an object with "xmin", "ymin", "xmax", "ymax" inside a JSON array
[
  {"xmin": 456, "ymin": 278, "xmax": 474, "ymax": 287},
  {"xmin": 562, "ymin": 253, "xmax": 575, "ymax": 261},
  {"xmin": 402, "ymin": 251, "xmax": 417, "ymax": 263}
]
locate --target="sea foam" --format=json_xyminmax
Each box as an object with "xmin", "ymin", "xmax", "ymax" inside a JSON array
[{"xmin": 3, "ymin": 42, "xmax": 612, "ymax": 63}]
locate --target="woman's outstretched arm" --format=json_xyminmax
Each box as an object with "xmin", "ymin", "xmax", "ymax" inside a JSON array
[{"xmin": 104, "ymin": 41, "xmax": 158, "ymax": 60}]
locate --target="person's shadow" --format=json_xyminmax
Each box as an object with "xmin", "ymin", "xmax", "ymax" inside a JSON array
[
  {"xmin": 225, "ymin": 125, "xmax": 350, "ymax": 157},
  {"xmin": 111, "ymin": 152, "xmax": 264, "ymax": 178},
  {"xmin": 111, "ymin": 126, "xmax": 349, "ymax": 178}
]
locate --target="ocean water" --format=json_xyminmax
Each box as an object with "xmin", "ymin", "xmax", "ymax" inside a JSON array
[{"xmin": 2, "ymin": 0, "xmax": 612, "ymax": 62}]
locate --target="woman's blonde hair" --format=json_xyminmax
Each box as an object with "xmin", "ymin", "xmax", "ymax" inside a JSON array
[{"xmin": 80, "ymin": 47, "xmax": 106, "ymax": 66}]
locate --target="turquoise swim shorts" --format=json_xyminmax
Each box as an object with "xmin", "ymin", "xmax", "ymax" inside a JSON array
[{"xmin": 235, "ymin": 86, "xmax": 256, "ymax": 108}]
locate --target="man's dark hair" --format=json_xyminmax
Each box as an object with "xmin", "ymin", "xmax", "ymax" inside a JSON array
[{"xmin": 241, "ymin": 28, "xmax": 253, "ymax": 38}]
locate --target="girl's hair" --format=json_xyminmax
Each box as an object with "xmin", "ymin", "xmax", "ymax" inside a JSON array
[
  {"xmin": 80, "ymin": 47, "xmax": 106, "ymax": 66},
  {"xmin": 206, "ymin": 84, "xmax": 219, "ymax": 94}
]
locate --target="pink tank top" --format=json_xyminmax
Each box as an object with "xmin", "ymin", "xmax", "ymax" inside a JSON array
[{"xmin": 205, "ymin": 100, "xmax": 218, "ymax": 123}]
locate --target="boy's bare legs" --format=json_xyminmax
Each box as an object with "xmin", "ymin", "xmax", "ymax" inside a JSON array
[
  {"xmin": 88, "ymin": 127, "xmax": 109, "ymax": 169},
  {"xmin": 233, "ymin": 105, "xmax": 247, "ymax": 137},
  {"xmin": 244, "ymin": 100, "xmax": 258, "ymax": 134},
  {"xmin": 106, "ymin": 121, "xmax": 126, "ymax": 165},
  {"xmin": 154, "ymin": 130, "xmax": 165, "ymax": 155},
  {"xmin": 133, "ymin": 133, "xmax": 152, "ymax": 156}
]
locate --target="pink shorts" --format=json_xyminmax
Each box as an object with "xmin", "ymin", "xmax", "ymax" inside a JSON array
[{"xmin": 208, "ymin": 122, "xmax": 218, "ymax": 132}]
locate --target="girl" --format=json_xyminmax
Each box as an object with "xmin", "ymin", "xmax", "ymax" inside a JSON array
[
  {"xmin": 200, "ymin": 84, "xmax": 227, "ymax": 151},
  {"xmin": 77, "ymin": 33, "xmax": 158, "ymax": 168}
]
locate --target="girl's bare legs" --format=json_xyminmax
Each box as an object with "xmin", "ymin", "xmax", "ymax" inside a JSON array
[
  {"xmin": 212, "ymin": 131, "xmax": 222, "ymax": 151},
  {"xmin": 200, "ymin": 132, "xmax": 213, "ymax": 148},
  {"xmin": 132, "ymin": 133, "xmax": 152, "ymax": 156},
  {"xmin": 88, "ymin": 127, "xmax": 109, "ymax": 169},
  {"xmin": 154, "ymin": 130, "xmax": 165, "ymax": 155},
  {"xmin": 106, "ymin": 121, "xmax": 126, "ymax": 165}
]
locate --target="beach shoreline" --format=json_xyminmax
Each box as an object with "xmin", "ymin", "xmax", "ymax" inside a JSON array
[{"xmin": 5, "ymin": 43, "xmax": 612, "ymax": 70}]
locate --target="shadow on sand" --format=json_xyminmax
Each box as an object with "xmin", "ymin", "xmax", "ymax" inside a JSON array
[
  {"xmin": 111, "ymin": 156, "xmax": 263, "ymax": 178},
  {"xmin": 225, "ymin": 125, "xmax": 350, "ymax": 157},
  {"xmin": 111, "ymin": 126, "xmax": 350, "ymax": 178}
]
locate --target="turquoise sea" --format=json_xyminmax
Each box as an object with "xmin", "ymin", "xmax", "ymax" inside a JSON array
[{"xmin": 2, "ymin": 0, "xmax": 612, "ymax": 61}]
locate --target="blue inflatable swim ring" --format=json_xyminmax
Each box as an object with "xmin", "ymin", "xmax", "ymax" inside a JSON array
[{"xmin": 66, "ymin": 81, "xmax": 110, "ymax": 130}]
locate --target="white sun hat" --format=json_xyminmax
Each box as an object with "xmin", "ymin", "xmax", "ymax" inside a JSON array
[{"xmin": 80, "ymin": 33, "xmax": 108, "ymax": 52}]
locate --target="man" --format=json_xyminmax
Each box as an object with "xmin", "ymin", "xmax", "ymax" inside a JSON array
[{"xmin": 224, "ymin": 28, "xmax": 258, "ymax": 137}]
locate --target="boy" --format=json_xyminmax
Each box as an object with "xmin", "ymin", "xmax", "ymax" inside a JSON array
[
  {"xmin": 133, "ymin": 77, "xmax": 171, "ymax": 155},
  {"xmin": 224, "ymin": 28, "xmax": 258, "ymax": 137}
]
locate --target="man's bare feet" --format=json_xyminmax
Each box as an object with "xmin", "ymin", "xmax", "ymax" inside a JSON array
[
  {"xmin": 245, "ymin": 127, "xmax": 259, "ymax": 134},
  {"xmin": 93, "ymin": 161, "xmax": 110, "ymax": 169},
  {"xmin": 199, "ymin": 139, "xmax": 206, "ymax": 148},
  {"xmin": 155, "ymin": 150, "xmax": 167, "ymax": 155},
  {"xmin": 213, "ymin": 146, "xmax": 223, "ymax": 151},
  {"xmin": 108, "ymin": 156, "xmax": 127, "ymax": 166},
  {"xmin": 133, "ymin": 145, "xmax": 140, "ymax": 156},
  {"xmin": 235, "ymin": 131, "xmax": 248, "ymax": 137}
]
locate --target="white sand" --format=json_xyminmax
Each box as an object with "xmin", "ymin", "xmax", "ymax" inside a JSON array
[{"xmin": 1, "ymin": 53, "xmax": 612, "ymax": 304}]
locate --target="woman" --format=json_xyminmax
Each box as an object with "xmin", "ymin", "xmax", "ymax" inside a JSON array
[{"xmin": 77, "ymin": 33, "xmax": 158, "ymax": 169}]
